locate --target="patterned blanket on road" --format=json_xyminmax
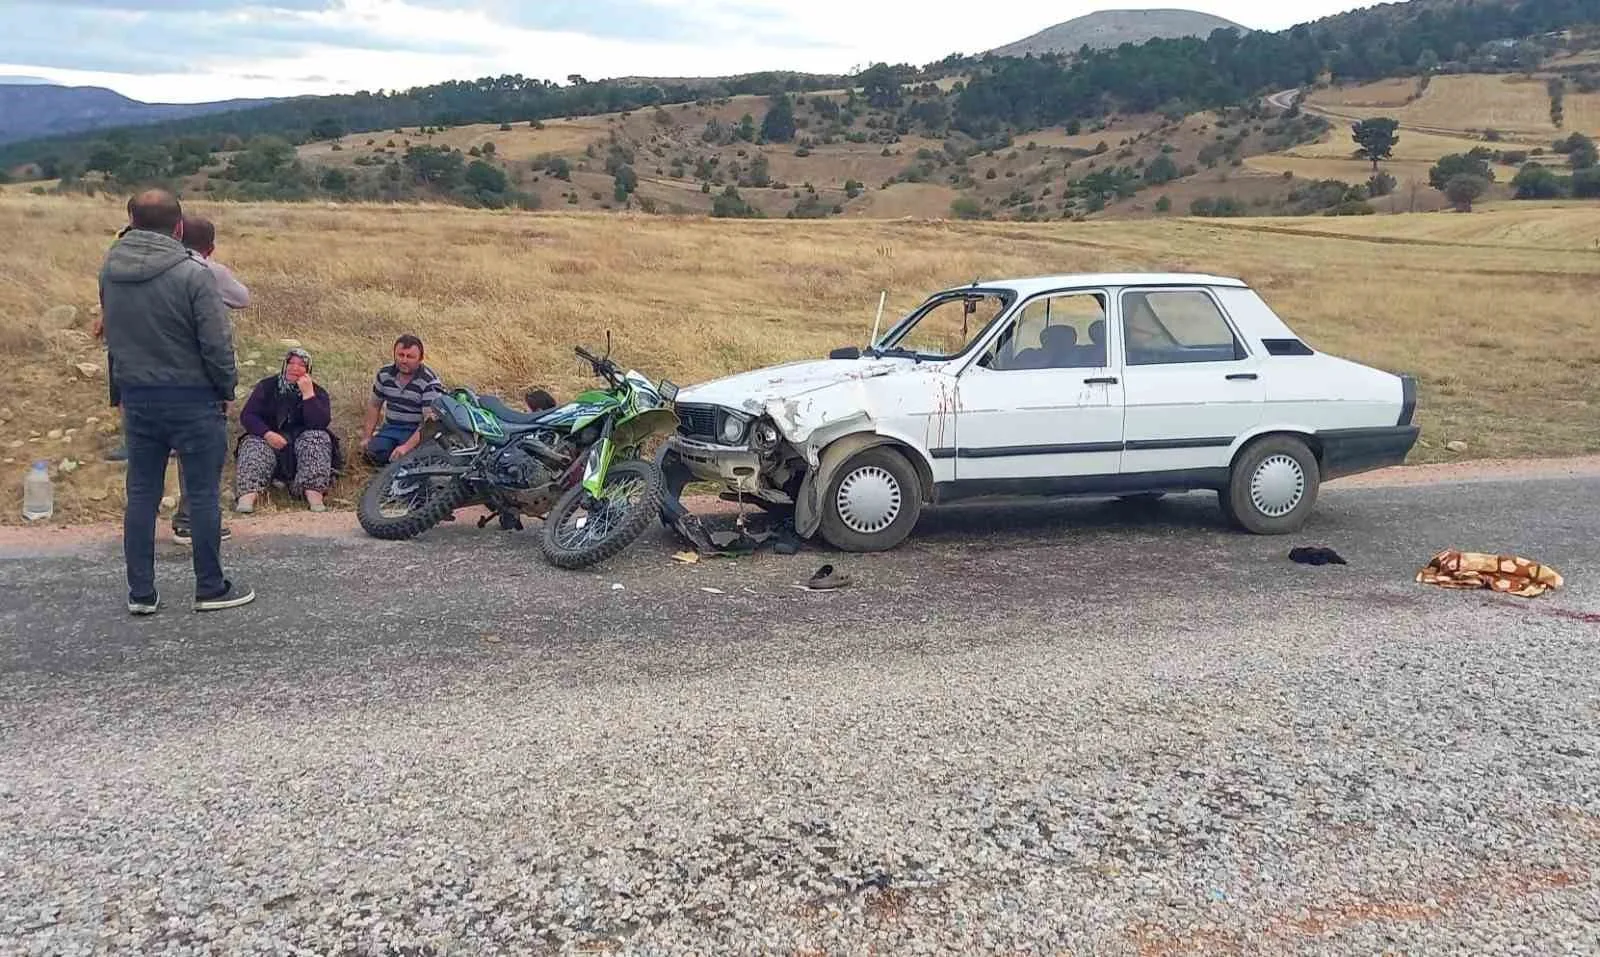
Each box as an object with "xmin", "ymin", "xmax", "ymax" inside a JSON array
[{"xmin": 1416, "ymin": 549, "xmax": 1565, "ymax": 598}]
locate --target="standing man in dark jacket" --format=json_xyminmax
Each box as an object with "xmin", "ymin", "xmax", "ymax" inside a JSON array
[{"xmin": 100, "ymin": 190, "xmax": 255, "ymax": 614}]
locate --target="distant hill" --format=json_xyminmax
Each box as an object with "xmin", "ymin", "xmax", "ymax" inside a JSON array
[
  {"xmin": 0, "ymin": 84, "xmax": 281, "ymax": 145},
  {"xmin": 992, "ymin": 8, "xmax": 1250, "ymax": 57}
]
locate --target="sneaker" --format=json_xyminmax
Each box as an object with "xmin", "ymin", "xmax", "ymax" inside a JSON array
[
  {"xmin": 128, "ymin": 593, "xmax": 160, "ymax": 615},
  {"xmin": 194, "ymin": 580, "xmax": 256, "ymax": 612},
  {"xmin": 104, "ymin": 443, "xmax": 128, "ymax": 463},
  {"xmin": 234, "ymin": 493, "xmax": 257, "ymax": 514},
  {"xmin": 173, "ymin": 525, "xmax": 232, "ymax": 546}
]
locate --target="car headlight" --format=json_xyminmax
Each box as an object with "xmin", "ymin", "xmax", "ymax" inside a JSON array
[
  {"xmin": 719, "ymin": 413, "xmax": 748, "ymax": 445},
  {"xmin": 751, "ymin": 420, "xmax": 780, "ymax": 453}
]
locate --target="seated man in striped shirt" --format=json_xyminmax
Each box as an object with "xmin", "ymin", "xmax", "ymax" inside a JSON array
[{"xmin": 359, "ymin": 334, "xmax": 446, "ymax": 465}]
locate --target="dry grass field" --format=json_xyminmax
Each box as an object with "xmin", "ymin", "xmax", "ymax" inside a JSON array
[
  {"xmin": 4, "ymin": 192, "xmax": 1599, "ymax": 524},
  {"xmin": 1308, "ymin": 74, "xmax": 1600, "ymax": 137},
  {"xmin": 1245, "ymin": 120, "xmax": 1541, "ymax": 203}
]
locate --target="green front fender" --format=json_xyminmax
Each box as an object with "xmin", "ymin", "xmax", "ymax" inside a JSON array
[{"xmin": 611, "ymin": 407, "xmax": 680, "ymax": 450}]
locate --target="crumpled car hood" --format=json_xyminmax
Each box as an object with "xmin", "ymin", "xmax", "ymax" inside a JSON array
[
  {"xmin": 676, "ymin": 358, "xmax": 904, "ymax": 413},
  {"xmin": 674, "ymin": 357, "xmax": 910, "ymax": 444}
]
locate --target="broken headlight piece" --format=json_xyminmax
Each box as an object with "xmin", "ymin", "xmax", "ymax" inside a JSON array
[{"xmin": 751, "ymin": 420, "xmax": 781, "ymax": 453}]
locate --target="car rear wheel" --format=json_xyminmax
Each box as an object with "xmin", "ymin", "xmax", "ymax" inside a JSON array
[
  {"xmin": 1224, "ymin": 435, "xmax": 1320, "ymax": 535},
  {"xmin": 817, "ymin": 447, "xmax": 923, "ymax": 552}
]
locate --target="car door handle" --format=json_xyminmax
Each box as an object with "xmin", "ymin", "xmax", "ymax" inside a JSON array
[
  {"xmin": 1225, "ymin": 373, "xmax": 1259, "ymax": 381},
  {"xmin": 1083, "ymin": 376, "xmax": 1118, "ymax": 385}
]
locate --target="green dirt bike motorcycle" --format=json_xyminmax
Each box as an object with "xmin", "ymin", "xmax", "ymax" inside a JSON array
[{"xmin": 356, "ymin": 340, "xmax": 681, "ymax": 570}]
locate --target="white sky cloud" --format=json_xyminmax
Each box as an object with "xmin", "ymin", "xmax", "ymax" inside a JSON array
[{"xmin": 0, "ymin": 0, "xmax": 1383, "ymax": 103}]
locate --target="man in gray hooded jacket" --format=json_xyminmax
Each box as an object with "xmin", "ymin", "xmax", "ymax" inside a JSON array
[{"xmin": 100, "ymin": 189, "xmax": 255, "ymax": 613}]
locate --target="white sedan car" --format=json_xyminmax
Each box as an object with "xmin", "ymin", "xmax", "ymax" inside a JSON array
[{"xmin": 658, "ymin": 273, "xmax": 1419, "ymax": 552}]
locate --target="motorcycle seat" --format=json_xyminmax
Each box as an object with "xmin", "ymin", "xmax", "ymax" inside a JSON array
[{"xmin": 478, "ymin": 393, "xmax": 556, "ymax": 427}]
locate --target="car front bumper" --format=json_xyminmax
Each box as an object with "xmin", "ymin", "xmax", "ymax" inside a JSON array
[{"xmin": 665, "ymin": 435, "xmax": 767, "ymax": 493}]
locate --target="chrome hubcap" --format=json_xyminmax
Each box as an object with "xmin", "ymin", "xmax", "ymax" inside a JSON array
[
  {"xmin": 836, "ymin": 466, "xmax": 902, "ymax": 534},
  {"xmin": 1250, "ymin": 454, "xmax": 1305, "ymax": 517}
]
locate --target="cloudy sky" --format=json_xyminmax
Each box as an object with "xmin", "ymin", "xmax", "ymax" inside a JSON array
[{"xmin": 0, "ymin": 0, "xmax": 1378, "ymax": 104}]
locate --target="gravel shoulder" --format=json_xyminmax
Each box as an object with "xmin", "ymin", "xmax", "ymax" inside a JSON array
[
  {"xmin": 2, "ymin": 474, "xmax": 1598, "ymax": 954},
  {"xmin": 6, "ymin": 452, "xmax": 1600, "ymax": 556}
]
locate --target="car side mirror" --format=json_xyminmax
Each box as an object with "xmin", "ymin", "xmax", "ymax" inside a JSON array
[{"xmin": 829, "ymin": 346, "xmax": 861, "ymax": 360}]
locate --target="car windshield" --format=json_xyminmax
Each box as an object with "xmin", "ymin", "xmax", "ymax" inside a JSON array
[{"xmin": 875, "ymin": 291, "xmax": 1011, "ymax": 359}]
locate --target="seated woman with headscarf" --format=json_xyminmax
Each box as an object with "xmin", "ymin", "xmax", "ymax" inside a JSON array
[{"xmin": 234, "ymin": 348, "xmax": 342, "ymax": 513}]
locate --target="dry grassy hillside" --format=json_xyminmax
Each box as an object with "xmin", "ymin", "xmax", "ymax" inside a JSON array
[
  {"xmin": 3, "ymin": 192, "xmax": 1599, "ymax": 524},
  {"xmin": 1245, "ymin": 68, "xmax": 1600, "ymax": 209},
  {"xmin": 282, "ymin": 93, "xmax": 1336, "ymax": 223},
  {"xmin": 1308, "ymin": 74, "xmax": 1600, "ymax": 138}
]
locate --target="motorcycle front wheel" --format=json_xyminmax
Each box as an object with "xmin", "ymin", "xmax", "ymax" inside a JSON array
[
  {"xmin": 537, "ymin": 459, "xmax": 662, "ymax": 569},
  {"xmin": 357, "ymin": 439, "xmax": 470, "ymax": 540}
]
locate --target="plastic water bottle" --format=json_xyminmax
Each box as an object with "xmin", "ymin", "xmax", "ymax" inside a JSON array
[{"xmin": 22, "ymin": 461, "xmax": 52, "ymax": 521}]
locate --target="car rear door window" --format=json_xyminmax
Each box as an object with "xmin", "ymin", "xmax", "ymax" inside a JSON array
[{"xmin": 1122, "ymin": 290, "xmax": 1245, "ymax": 366}]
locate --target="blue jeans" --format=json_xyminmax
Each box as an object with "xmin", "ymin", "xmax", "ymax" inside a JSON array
[
  {"xmin": 364, "ymin": 422, "xmax": 417, "ymax": 465},
  {"xmin": 123, "ymin": 399, "xmax": 229, "ymax": 601}
]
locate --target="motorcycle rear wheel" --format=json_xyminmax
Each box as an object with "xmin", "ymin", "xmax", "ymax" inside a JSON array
[
  {"xmin": 537, "ymin": 459, "xmax": 661, "ymax": 569},
  {"xmin": 357, "ymin": 439, "xmax": 469, "ymax": 540}
]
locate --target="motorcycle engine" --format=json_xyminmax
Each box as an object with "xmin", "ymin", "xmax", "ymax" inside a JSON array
[{"xmin": 490, "ymin": 431, "xmax": 569, "ymax": 490}]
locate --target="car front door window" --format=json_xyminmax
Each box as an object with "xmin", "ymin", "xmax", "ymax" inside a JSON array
[{"xmin": 982, "ymin": 292, "xmax": 1109, "ymax": 370}]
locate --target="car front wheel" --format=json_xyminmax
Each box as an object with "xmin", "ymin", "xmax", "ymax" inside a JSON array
[
  {"xmin": 1224, "ymin": 435, "xmax": 1320, "ymax": 535},
  {"xmin": 817, "ymin": 447, "xmax": 923, "ymax": 552}
]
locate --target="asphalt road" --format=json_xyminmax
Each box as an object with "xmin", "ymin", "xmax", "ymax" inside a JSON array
[{"xmin": 2, "ymin": 478, "xmax": 1598, "ymax": 954}]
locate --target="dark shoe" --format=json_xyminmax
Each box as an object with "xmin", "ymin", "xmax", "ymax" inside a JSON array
[
  {"xmin": 173, "ymin": 525, "xmax": 232, "ymax": 546},
  {"xmin": 806, "ymin": 563, "xmax": 853, "ymax": 590},
  {"xmin": 104, "ymin": 443, "xmax": 128, "ymax": 463},
  {"xmin": 194, "ymin": 580, "xmax": 256, "ymax": 612},
  {"xmin": 128, "ymin": 593, "xmax": 160, "ymax": 616}
]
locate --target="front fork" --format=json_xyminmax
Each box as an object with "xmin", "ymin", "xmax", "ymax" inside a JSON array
[{"xmin": 579, "ymin": 417, "xmax": 617, "ymax": 499}]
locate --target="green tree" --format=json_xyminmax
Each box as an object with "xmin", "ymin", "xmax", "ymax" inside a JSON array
[
  {"xmin": 735, "ymin": 114, "xmax": 757, "ymax": 143},
  {"xmin": 1565, "ymin": 133, "xmax": 1598, "ymax": 171},
  {"xmin": 1571, "ymin": 167, "xmax": 1600, "ymax": 198},
  {"xmin": 319, "ymin": 167, "xmax": 351, "ymax": 193},
  {"xmin": 746, "ymin": 153, "xmax": 770, "ymax": 187},
  {"xmin": 1428, "ymin": 151, "xmax": 1493, "ymax": 191},
  {"xmin": 465, "ymin": 159, "xmax": 509, "ymax": 195},
  {"xmin": 711, "ymin": 185, "xmax": 759, "ymax": 218},
  {"xmin": 85, "ymin": 141, "xmax": 130, "ymax": 177},
  {"xmin": 1352, "ymin": 117, "xmax": 1400, "ymax": 170},
  {"xmin": 404, "ymin": 144, "xmax": 466, "ymax": 187},
  {"xmin": 1143, "ymin": 154, "xmax": 1180, "ymax": 185},
  {"xmin": 1367, "ymin": 171, "xmax": 1397, "ymax": 197},
  {"xmin": 949, "ymin": 196, "xmax": 983, "ymax": 219},
  {"xmin": 1154, "ymin": 195, "xmax": 1172, "ymax": 212},
  {"xmin": 612, "ymin": 163, "xmax": 638, "ymax": 201},
  {"xmin": 544, "ymin": 156, "xmax": 572, "ymax": 181},
  {"xmin": 310, "ymin": 117, "xmax": 346, "ymax": 141},
  {"xmin": 1443, "ymin": 173, "xmax": 1489, "ymax": 212},
  {"xmin": 857, "ymin": 63, "xmax": 902, "ymax": 110},
  {"xmin": 760, "ymin": 94, "xmax": 797, "ymax": 143},
  {"xmin": 1511, "ymin": 163, "xmax": 1566, "ymax": 199}
]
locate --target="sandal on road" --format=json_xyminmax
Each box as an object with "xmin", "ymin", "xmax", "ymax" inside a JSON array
[{"xmin": 806, "ymin": 563, "xmax": 852, "ymax": 590}]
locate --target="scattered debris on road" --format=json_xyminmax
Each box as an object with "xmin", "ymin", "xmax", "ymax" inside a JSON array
[{"xmin": 1416, "ymin": 549, "xmax": 1564, "ymax": 597}]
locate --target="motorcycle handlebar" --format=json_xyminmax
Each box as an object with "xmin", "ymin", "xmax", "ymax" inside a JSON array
[{"xmin": 574, "ymin": 345, "xmax": 621, "ymax": 383}]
